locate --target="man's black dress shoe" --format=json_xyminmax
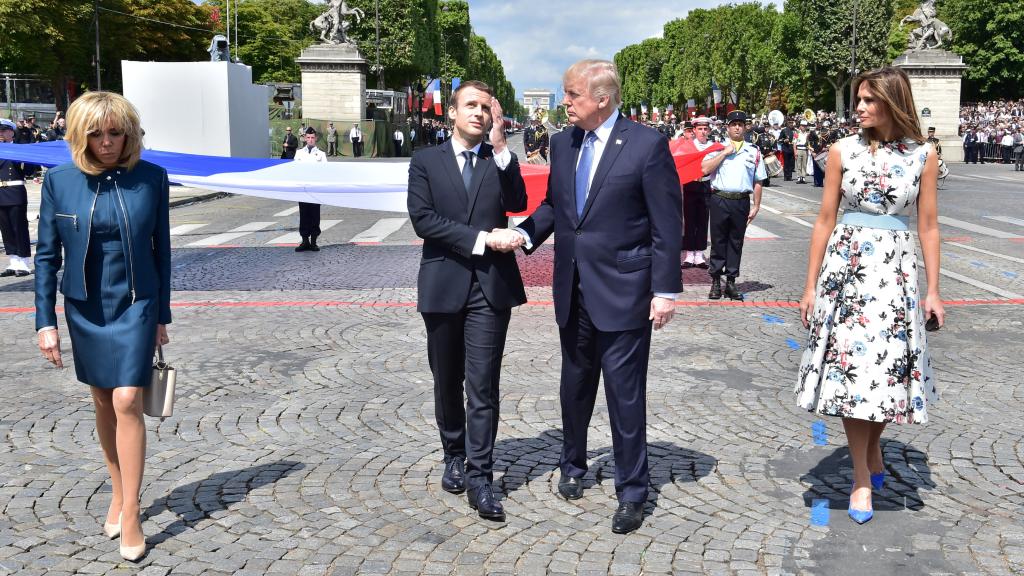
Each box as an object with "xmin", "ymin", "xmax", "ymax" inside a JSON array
[
  {"xmin": 15, "ymin": 270, "xmax": 30, "ymax": 277},
  {"xmin": 467, "ymin": 484, "xmax": 505, "ymax": 521},
  {"xmin": 0, "ymin": 269, "xmax": 16, "ymax": 277},
  {"xmin": 611, "ymin": 501, "xmax": 644, "ymax": 534},
  {"xmin": 557, "ymin": 473, "xmax": 584, "ymax": 500},
  {"xmin": 441, "ymin": 458, "xmax": 465, "ymax": 494},
  {"xmin": 681, "ymin": 261, "xmax": 694, "ymax": 269}
]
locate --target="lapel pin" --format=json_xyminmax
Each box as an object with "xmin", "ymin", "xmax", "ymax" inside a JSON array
[{"xmin": 615, "ymin": 139, "xmax": 623, "ymax": 145}]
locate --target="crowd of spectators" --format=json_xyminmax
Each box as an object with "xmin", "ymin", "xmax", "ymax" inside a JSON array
[
  {"xmin": 959, "ymin": 99, "xmax": 1023, "ymax": 164},
  {"xmin": 5, "ymin": 113, "xmax": 65, "ymax": 144}
]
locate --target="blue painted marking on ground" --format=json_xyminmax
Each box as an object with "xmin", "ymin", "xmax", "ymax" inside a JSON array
[
  {"xmin": 811, "ymin": 499, "xmax": 831, "ymax": 526},
  {"xmin": 970, "ymin": 260, "xmax": 987, "ymax": 268},
  {"xmin": 786, "ymin": 338, "xmax": 801, "ymax": 350},
  {"xmin": 762, "ymin": 314, "xmax": 785, "ymax": 325},
  {"xmin": 812, "ymin": 420, "xmax": 828, "ymax": 446},
  {"xmin": 1003, "ymin": 271, "xmax": 1019, "ymax": 279}
]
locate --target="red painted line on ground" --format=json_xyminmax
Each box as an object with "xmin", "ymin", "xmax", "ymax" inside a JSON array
[
  {"xmin": 943, "ymin": 236, "xmax": 972, "ymax": 242},
  {"xmin": 352, "ymin": 241, "xmax": 382, "ymax": 246},
  {"xmin": 4, "ymin": 298, "xmax": 1023, "ymax": 315},
  {"xmin": 1011, "ymin": 238, "xmax": 1024, "ymax": 243}
]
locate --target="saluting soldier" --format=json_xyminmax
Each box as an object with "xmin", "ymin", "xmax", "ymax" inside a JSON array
[
  {"xmin": 0, "ymin": 118, "xmax": 34, "ymax": 276},
  {"xmin": 700, "ymin": 110, "xmax": 767, "ymax": 300}
]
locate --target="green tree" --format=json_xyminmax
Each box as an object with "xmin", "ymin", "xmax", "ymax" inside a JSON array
[
  {"xmin": 786, "ymin": 0, "xmax": 894, "ymax": 114},
  {"xmin": 940, "ymin": 0, "xmax": 1024, "ymax": 100},
  {"xmin": 215, "ymin": 0, "xmax": 319, "ymax": 83},
  {"xmin": 345, "ymin": 0, "xmax": 436, "ymax": 89},
  {"xmin": 437, "ymin": 0, "xmax": 470, "ymax": 84}
]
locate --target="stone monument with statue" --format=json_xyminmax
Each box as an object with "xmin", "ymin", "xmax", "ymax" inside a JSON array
[
  {"xmin": 892, "ymin": 0, "xmax": 966, "ymax": 161},
  {"xmin": 297, "ymin": 0, "xmax": 368, "ymax": 125}
]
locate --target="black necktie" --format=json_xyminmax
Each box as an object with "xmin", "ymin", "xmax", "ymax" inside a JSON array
[{"xmin": 461, "ymin": 150, "xmax": 475, "ymax": 194}]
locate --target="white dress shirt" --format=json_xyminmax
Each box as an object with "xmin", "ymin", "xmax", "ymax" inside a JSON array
[{"xmin": 448, "ymin": 139, "xmax": 512, "ymax": 255}]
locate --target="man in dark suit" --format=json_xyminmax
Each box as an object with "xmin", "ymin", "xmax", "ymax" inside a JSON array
[
  {"xmin": 515, "ymin": 59, "xmax": 682, "ymax": 534},
  {"xmin": 407, "ymin": 80, "xmax": 528, "ymax": 523}
]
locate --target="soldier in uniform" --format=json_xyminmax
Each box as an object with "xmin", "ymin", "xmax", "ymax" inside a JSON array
[
  {"xmin": 793, "ymin": 120, "xmax": 810, "ymax": 184},
  {"xmin": 701, "ymin": 111, "xmax": 766, "ymax": 300},
  {"xmin": 293, "ymin": 127, "xmax": 327, "ymax": 252},
  {"xmin": 779, "ymin": 118, "xmax": 796, "ymax": 181},
  {"xmin": 753, "ymin": 125, "xmax": 776, "ymax": 187},
  {"xmin": 0, "ymin": 119, "xmax": 34, "ymax": 276},
  {"xmin": 809, "ymin": 121, "xmax": 826, "ymax": 187},
  {"xmin": 926, "ymin": 126, "xmax": 942, "ymax": 158}
]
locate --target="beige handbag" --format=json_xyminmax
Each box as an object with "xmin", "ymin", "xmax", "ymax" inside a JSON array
[{"xmin": 144, "ymin": 345, "xmax": 176, "ymax": 419}]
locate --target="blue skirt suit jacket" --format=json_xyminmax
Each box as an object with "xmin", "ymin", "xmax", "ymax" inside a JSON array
[{"xmin": 34, "ymin": 160, "xmax": 172, "ymax": 387}]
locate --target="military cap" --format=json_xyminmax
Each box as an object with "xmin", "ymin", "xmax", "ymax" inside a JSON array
[
  {"xmin": 693, "ymin": 116, "xmax": 712, "ymax": 126},
  {"xmin": 304, "ymin": 127, "xmax": 317, "ymax": 135},
  {"xmin": 726, "ymin": 110, "xmax": 748, "ymax": 123},
  {"xmin": 0, "ymin": 119, "xmax": 15, "ymax": 131}
]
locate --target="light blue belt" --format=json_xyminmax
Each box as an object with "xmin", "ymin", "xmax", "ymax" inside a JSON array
[{"xmin": 840, "ymin": 212, "xmax": 909, "ymax": 231}]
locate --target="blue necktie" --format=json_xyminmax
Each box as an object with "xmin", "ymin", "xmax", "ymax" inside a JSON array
[
  {"xmin": 575, "ymin": 132, "xmax": 597, "ymax": 218},
  {"xmin": 461, "ymin": 150, "xmax": 475, "ymax": 196}
]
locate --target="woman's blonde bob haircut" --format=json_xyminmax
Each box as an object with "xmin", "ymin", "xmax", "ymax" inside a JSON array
[
  {"xmin": 853, "ymin": 67, "xmax": 924, "ymax": 152},
  {"xmin": 65, "ymin": 91, "xmax": 144, "ymax": 175}
]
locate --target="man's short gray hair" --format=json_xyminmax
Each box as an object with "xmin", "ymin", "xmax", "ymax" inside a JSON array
[{"xmin": 564, "ymin": 59, "xmax": 622, "ymax": 108}]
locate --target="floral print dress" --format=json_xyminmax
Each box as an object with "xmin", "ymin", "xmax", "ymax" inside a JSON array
[{"xmin": 795, "ymin": 135, "xmax": 938, "ymax": 424}]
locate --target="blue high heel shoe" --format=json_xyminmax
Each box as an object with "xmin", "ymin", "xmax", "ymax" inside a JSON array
[
  {"xmin": 870, "ymin": 471, "xmax": 885, "ymax": 490},
  {"xmin": 848, "ymin": 503, "xmax": 873, "ymax": 524}
]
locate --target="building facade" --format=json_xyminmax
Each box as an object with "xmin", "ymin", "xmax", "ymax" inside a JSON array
[{"xmin": 522, "ymin": 89, "xmax": 554, "ymax": 119}]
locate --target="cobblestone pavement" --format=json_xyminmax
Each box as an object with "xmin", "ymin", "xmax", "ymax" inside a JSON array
[{"xmin": 0, "ymin": 152, "xmax": 1022, "ymax": 575}]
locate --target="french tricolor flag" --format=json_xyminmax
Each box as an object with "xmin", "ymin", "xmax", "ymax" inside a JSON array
[{"xmin": 421, "ymin": 78, "xmax": 442, "ymax": 116}]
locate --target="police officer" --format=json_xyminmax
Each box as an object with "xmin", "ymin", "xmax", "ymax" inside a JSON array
[
  {"xmin": 926, "ymin": 126, "xmax": 942, "ymax": 158},
  {"xmin": 293, "ymin": 127, "xmax": 327, "ymax": 252},
  {"xmin": 700, "ymin": 110, "xmax": 767, "ymax": 300},
  {"xmin": 0, "ymin": 118, "xmax": 34, "ymax": 276}
]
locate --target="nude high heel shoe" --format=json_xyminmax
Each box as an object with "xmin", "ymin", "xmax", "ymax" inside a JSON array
[
  {"xmin": 118, "ymin": 514, "xmax": 146, "ymax": 562},
  {"xmin": 102, "ymin": 512, "xmax": 121, "ymax": 539}
]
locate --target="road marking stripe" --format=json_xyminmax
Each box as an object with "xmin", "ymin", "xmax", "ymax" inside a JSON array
[
  {"xmin": 947, "ymin": 173, "xmax": 1023, "ymax": 183},
  {"xmin": 274, "ymin": 206, "xmax": 300, "ymax": 217},
  {"xmin": 944, "ymin": 241, "xmax": 1024, "ymax": 264},
  {"xmin": 938, "ymin": 216, "xmax": 1021, "ymax": 239},
  {"xmin": 921, "ymin": 260, "xmax": 1024, "ymax": 299},
  {"xmin": 762, "ymin": 187, "xmax": 821, "ymax": 203},
  {"xmin": 267, "ymin": 220, "xmax": 342, "ymax": 244},
  {"xmin": 170, "ymin": 223, "xmax": 209, "ymax": 236},
  {"xmin": 186, "ymin": 221, "xmax": 276, "ymax": 246},
  {"xmin": 984, "ymin": 215, "xmax": 1024, "ymax": 228},
  {"xmin": 760, "ymin": 204, "xmax": 782, "ymax": 214},
  {"xmin": 348, "ymin": 218, "xmax": 408, "ymax": 243},
  {"xmin": 745, "ymin": 224, "xmax": 779, "ymax": 239}
]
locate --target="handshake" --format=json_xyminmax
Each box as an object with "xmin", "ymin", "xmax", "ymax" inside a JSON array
[{"xmin": 485, "ymin": 228, "xmax": 525, "ymax": 253}]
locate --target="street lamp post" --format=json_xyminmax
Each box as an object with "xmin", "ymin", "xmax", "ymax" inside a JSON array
[{"xmin": 848, "ymin": 0, "xmax": 860, "ymax": 119}]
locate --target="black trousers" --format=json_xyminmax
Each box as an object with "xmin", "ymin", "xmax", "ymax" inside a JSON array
[
  {"xmin": 352, "ymin": 139, "xmax": 363, "ymax": 157},
  {"xmin": 782, "ymin": 150, "xmax": 794, "ymax": 180},
  {"xmin": 393, "ymin": 140, "xmax": 403, "ymax": 157},
  {"xmin": 708, "ymin": 193, "xmax": 750, "ymax": 278},
  {"xmin": 964, "ymin": 145, "xmax": 977, "ymax": 163},
  {"xmin": 682, "ymin": 180, "xmax": 709, "ymax": 251},
  {"xmin": 423, "ymin": 279, "xmax": 511, "ymax": 489},
  {"xmin": 812, "ymin": 156, "xmax": 825, "ymax": 186},
  {"xmin": 1002, "ymin": 146, "xmax": 1013, "ymax": 164},
  {"xmin": 559, "ymin": 277, "xmax": 651, "ymax": 503},
  {"xmin": 0, "ymin": 203, "xmax": 31, "ymax": 257},
  {"xmin": 298, "ymin": 202, "xmax": 321, "ymax": 239}
]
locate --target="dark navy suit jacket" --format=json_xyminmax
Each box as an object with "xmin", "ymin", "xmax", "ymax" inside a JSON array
[
  {"xmin": 34, "ymin": 160, "xmax": 172, "ymax": 330},
  {"xmin": 407, "ymin": 140, "xmax": 528, "ymax": 313},
  {"xmin": 518, "ymin": 114, "xmax": 682, "ymax": 332}
]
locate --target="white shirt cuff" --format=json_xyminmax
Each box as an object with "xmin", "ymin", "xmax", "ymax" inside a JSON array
[
  {"xmin": 654, "ymin": 293, "xmax": 678, "ymax": 301},
  {"xmin": 38, "ymin": 326, "xmax": 57, "ymax": 333},
  {"xmin": 513, "ymin": 227, "xmax": 533, "ymax": 250},
  {"xmin": 472, "ymin": 231, "xmax": 488, "ymax": 255},
  {"xmin": 492, "ymin": 147, "xmax": 512, "ymax": 170}
]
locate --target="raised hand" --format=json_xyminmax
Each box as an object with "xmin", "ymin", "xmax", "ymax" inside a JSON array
[{"xmin": 489, "ymin": 97, "xmax": 507, "ymax": 153}]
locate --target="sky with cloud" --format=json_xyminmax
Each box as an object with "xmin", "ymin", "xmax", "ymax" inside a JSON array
[{"xmin": 466, "ymin": 0, "xmax": 778, "ymax": 98}]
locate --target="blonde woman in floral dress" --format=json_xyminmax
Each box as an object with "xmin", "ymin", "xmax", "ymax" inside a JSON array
[{"xmin": 795, "ymin": 67, "xmax": 944, "ymax": 525}]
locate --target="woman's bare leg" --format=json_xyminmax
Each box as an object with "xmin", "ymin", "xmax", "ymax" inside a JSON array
[{"xmin": 111, "ymin": 387, "xmax": 146, "ymax": 547}]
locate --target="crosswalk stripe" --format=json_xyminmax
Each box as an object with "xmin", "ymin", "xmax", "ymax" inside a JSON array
[
  {"xmin": 170, "ymin": 223, "xmax": 209, "ymax": 236},
  {"xmin": 274, "ymin": 206, "xmax": 300, "ymax": 217},
  {"xmin": 349, "ymin": 218, "xmax": 408, "ymax": 243},
  {"xmin": 921, "ymin": 260, "xmax": 1024, "ymax": 299},
  {"xmin": 984, "ymin": 215, "xmax": 1024, "ymax": 228},
  {"xmin": 187, "ymin": 221, "xmax": 276, "ymax": 246},
  {"xmin": 267, "ymin": 220, "xmax": 343, "ymax": 244},
  {"xmin": 744, "ymin": 224, "xmax": 779, "ymax": 239},
  {"xmin": 945, "ymin": 241, "xmax": 1024, "ymax": 265},
  {"xmin": 938, "ymin": 216, "xmax": 1021, "ymax": 239}
]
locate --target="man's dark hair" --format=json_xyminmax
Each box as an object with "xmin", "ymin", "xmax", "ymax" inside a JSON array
[{"xmin": 450, "ymin": 80, "xmax": 494, "ymax": 109}]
